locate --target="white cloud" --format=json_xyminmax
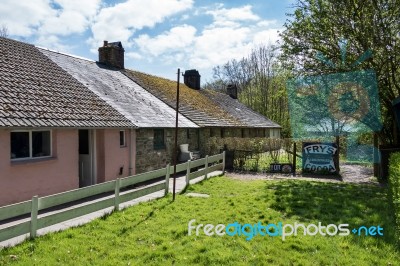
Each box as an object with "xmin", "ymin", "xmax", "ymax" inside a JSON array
[
  {"xmin": 35, "ymin": 35, "xmax": 73, "ymax": 52},
  {"xmin": 126, "ymin": 52, "xmax": 143, "ymax": 60},
  {"xmin": 135, "ymin": 25, "xmax": 196, "ymax": 56},
  {"xmin": 0, "ymin": 0, "xmax": 55, "ymax": 36},
  {"xmin": 128, "ymin": 4, "xmax": 281, "ymax": 74},
  {"xmin": 206, "ymin": 5, "xmax": 260, "ymax": 27},
  {"xmin": 0, "ymin": 0, "xmax": 100, "ymax": 37},
  {"xmin": 253, "ymin": 28, "xmax": 281, "ymax": 45},
  {"xmin": 257, "ymin": 20, "xmax": 277, "ymax": 27},
  {"xmin": 189, "ymin": 26, "xmax": 253, "ymax": 68},
  {"xmin": 0, "ymin": 0, "xmax": 284, "ymax": 80},
  {"xmin": 181, "ymin": 4, "xmax": 279, "ymax": 70},
  {"xmin": 39, "ymin": 0, "xmax": 101, "ymax": 36},
  {"xmin": 88, "ymin": 0, "xmax": 193, "ymax": 50}
]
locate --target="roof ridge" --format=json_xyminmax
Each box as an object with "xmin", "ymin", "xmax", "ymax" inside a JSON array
[{"xmin": 36, "ymin": 46, "xmax": 96, "ymax": 63}]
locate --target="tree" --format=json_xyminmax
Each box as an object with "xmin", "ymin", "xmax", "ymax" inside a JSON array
[
  {"xmin": 205, "ymin": 44, "xmax": 291, "ymax": 137},
  {"xmin": 280, "ymin": 0, "xmax": 400, "ymax": 145},
  {"xmin": 0, "ymin": 25, "xmax": 8, "ymax": 37}
]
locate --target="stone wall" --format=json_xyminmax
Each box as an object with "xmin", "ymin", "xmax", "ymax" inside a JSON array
[
  {"xmin": 135, "ymin": 128, "xmax": 199, "ymax": 174},
  {"xmin": 136, "ymin": 127, "xmax": 281, "ymax": 173}
]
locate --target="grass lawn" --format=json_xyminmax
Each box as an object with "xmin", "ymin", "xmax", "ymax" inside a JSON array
[{"xmin": 0, "ymin": 176, "xmax": 399, "ymax": 265}]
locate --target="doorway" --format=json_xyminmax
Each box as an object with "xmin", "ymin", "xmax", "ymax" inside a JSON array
[{"xmin": 78, "ymin": 129, "xmax": 96, "ymax": 187}]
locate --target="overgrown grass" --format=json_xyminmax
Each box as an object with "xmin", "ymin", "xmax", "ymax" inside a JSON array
[{"xmin": 0, "ymin": 177, "xmax": 398, "ymax": 265}]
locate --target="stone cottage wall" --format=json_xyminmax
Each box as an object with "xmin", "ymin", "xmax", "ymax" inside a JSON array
[
  {"xmin": 135, "ymin": 128, "xmax": 199, "ymax": 174},
  {"xmin": 136, "ymin": 127, "xmax": 281, "ymax": 173}
]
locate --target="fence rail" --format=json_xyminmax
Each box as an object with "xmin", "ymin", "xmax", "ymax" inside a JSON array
[{"xmin": 0, "ymin": 152, "xmax": 225, "ymax": 243}]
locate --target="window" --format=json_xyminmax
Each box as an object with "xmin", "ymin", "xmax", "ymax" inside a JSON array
[
  {"xmin": 221, "ymin": 128, "xmax": 225, "ymax": 138},
  {"xmin": 187, "ymin": 129, "xmax": 190, "ymax": 139},
  {"xmin": 210, "ymin": 128, "xmax": 220, "ymax": 137},
  {"xmin": 153, "ymin": 129, "xmax": 165, "ymax": 150},
  {"xmin": 257, "ymin": 129, "xmax": 265, "ymax": 137},
  {"xmin": 11, "ymin": 130, "xmax": 51, "ymax": 160},
  {"xmin": 120, "ymin": 130, "xmax": 126, "ymax": 147},
  {"xmin": 265, "ymin": 129, "xmax": 270, "ymax": 138}
]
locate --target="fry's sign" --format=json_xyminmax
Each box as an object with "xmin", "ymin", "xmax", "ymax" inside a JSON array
[{"xmin": 302, "ymin": 143, "xmax": 338, "ymax": 174}]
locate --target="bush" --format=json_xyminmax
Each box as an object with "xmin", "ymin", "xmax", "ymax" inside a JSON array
[
  {"xmin": 205, "ymin": 137, "xmax": 284, "ymax": 155},
  {"xmin": 388, "ymin": 152, "xmax": 400, "ymax": 243}
]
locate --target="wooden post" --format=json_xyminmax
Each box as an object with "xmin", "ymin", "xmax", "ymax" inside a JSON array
[
  {"xmin": 222, "ymin": 151, "xmax": 226, "ymax": 173},
  {"xmin": 292, "ymin": 142, "xmax": 296, "ymax": 176},
  {"xmin": 114, "ymin": 178, "xmax": 121, "ymax": 211},
  {"xmin": 165, "ymin": 164, "xmax": 170, "ymax": 196},
  {"xmin": 30, "ymin": 196, "xmax": 39, "ymax": 239},
  {"xmin": 186, "ymin": 160, "xmax": 191, "ymax": 187},
  {"xmin": 172, "ymin": 68, "xmax": 180, "ymax": 201},
  {"xmin": 205, "ymin": 155, "xmax": 209, "ymax": 179}
]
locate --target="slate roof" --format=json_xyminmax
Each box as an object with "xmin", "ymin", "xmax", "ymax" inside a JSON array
[
  {"xmin": 0, "ymin": 37, "xmax": 134, "ymax": 128},
  {"xmin": 123, "ymin": 70, "xmax": 281, "ymax": 128},
  {"xmin": 40, "ymin": 48, "xmax": 198, "ymax": 128}
]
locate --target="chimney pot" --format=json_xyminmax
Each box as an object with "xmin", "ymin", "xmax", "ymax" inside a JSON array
[{"xmin": 103, "ymin": 40, "xmax": 108, "ymax": 46}]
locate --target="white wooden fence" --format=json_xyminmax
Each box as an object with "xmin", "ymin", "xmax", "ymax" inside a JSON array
[{"xmin": 0, "ymin": 152, "xmax": 225, "ymax": 242}]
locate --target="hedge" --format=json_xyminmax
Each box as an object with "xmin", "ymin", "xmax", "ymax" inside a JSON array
[{"xmin": 388, "ymin": 152, "xmax": 400, "ymax": 243}]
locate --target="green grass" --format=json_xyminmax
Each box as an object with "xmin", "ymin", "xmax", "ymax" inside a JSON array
[{"xmin": 1, "ymin": 177, "xmax": 399, "ymax": 265}]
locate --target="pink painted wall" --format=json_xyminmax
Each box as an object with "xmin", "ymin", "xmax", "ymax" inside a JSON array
[
  {"xmin": 0, "ymin": 129, "xmax": 79, "ymax": 206},
  {"xmin": 97, "ymin": 129, "xmax": 136, "ymax": 182}
]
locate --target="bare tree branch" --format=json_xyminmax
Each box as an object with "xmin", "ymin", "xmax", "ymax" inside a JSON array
[{"xmin": 0, "ymin": 24, "xmax": 9, "ymax": 38}]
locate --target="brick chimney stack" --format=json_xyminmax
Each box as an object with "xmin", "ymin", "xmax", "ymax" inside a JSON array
[
  {"xmin": 227, "ymin": 84, "xmax": 238, "ymax": 99},
  {"xmin": 98, "ymin": 41, "xmax": 124, "ymax": 69},
  {"xmin": 183, "ymin": 69, "xmax": 201, "ymax": 90}
]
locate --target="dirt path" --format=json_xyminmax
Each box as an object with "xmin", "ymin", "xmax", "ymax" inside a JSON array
[{"xmin": 227, "ymin": 164, "xmax": 380, "ymax": 185}]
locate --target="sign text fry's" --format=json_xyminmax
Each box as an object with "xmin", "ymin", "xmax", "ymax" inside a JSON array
[{"xmin": 302, "ymin": 143, "xmax": 338, "ymax": 174}]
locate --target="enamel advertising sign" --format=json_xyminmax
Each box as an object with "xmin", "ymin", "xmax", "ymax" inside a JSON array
[{"xmin": 302, "ymin": 143, "xmax": 338, "ymax": 174}]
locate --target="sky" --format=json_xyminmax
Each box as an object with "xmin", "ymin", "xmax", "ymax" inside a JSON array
[{"xmin": 0, "ymin": 0, "xmax": 295, "ymax": 82}]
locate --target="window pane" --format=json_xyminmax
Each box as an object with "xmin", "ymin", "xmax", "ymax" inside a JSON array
[
  {"xmin": 32, "ymin": 131, "xmax": 51, "ymax": 157},
  {"xmin": 79, "ymin": 130, "xmax": 89, "ymax": 155},
  {"xmin": 11, "ymin": 132, "xmax": 30, "ymax": 159},
  {"xmin": 153, "ymin": 129, "xmax": 165, "ymax": 150},
  {"xmin": 120, "ymin": 130, "xmax": 125, "ymax": 146}
]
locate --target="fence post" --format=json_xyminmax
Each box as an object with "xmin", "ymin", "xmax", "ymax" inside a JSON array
[
  {"xmin": 222, "ymin": 151, "xmax": 226, "ymax": 173},
  {"xmin": 186, "ymin": 160, "xmax": 191, "ymax": 187},
  {"xmin": 30, "ymin": 196, "xmax": 39, "ymax": 239},
  {"xmin": 114, "ymin": 178, "xmax": 121, "ymax": 211},
  {"xmin": 205, "ymin": 155, "xmax": 209, "ymax": 179},
  {"xmin": 292, "ymin": 142, "xmax": 296, "ymax": 176},
  {"xmin": 165, "ymin": 164, "xmax": 170, "ymax": 196}
]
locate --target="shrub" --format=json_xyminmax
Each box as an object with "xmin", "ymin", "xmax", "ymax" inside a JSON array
[{"xmin": 388, "ymin": 152, "xmax": 400, "ymax": 244}]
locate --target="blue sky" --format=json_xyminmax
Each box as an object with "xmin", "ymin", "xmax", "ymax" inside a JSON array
[{"xmin": 0, "ymin": 0, "xmax": 294, "ymax": 82}]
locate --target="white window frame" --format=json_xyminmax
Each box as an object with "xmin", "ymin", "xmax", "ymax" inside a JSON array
[
  {"xmin": 119, "ymin": 130, "xmax": 126, "ymax": 147},
  {"xmin": 10, "ymin": 129, "xmax": 52, "ymax": 161}
]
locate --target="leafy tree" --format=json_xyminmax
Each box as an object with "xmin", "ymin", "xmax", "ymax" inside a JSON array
[{"xmin": 280, "ymin": 0, "xmax": 400, "ymax": 145}]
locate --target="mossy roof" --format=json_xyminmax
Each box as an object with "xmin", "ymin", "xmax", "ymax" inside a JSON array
[{"xmin": 123, "ymin": 70, "xmax": 281, "ymax": 128}]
